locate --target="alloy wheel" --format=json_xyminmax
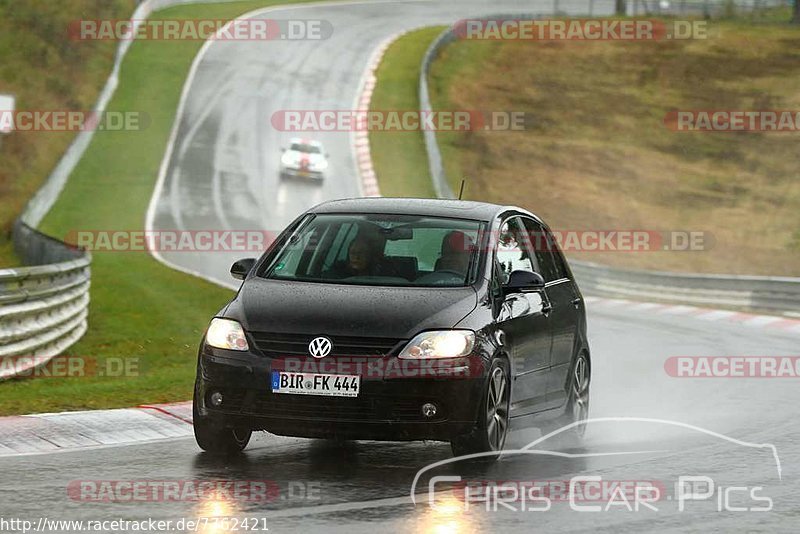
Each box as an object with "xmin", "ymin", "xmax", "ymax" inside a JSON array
[
  {"xmin": 571, "ymin": 355, "xmax": 590, "ymax": 436},
  {"xmin": 485, "ymin": 366, "xmax": 510, "ymax": 450}
]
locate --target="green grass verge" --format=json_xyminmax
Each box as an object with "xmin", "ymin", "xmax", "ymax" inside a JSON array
[
  {"xmin": 368, "ymin": 27, "xmax": 444, "ymax": 198},
  {"xmin": 0, "ymin": 0, "xmax": 324, "ymax": 416}
]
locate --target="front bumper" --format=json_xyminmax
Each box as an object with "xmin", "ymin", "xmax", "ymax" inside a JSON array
[
  {"xmin": 196, "ymin": 345, "xmax": 487, "ymax": 441},
  {"xmin": 280, "ymin": 166, "xmax": 324, "ymax": 180}
]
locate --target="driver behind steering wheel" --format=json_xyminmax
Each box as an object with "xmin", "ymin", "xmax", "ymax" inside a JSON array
[{"xmin": 435, "ymin": 231, "xmax": 475, "ymax": 276}]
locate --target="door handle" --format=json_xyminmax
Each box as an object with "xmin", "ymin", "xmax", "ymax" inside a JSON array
[
  {"xmin": 542, "ymin": 302, "xmax": 552, "ymax": 316},
  {"xmin": 571, "ymin": 297, "xmax": 581, "ymax": 308}
]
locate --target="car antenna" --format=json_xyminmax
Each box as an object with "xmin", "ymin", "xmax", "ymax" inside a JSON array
[{"xmin": 458, "ymin": 179, "xmax": 466, "ymax": 200}]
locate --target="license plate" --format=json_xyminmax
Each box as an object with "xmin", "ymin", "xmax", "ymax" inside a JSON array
[
  {"xmin": 271, "ymin": 371, "xmax": 360, "ymax": 398},
  {"xmin": 298, "ymin": 170, "xmax": 310, "ymax": 176}
]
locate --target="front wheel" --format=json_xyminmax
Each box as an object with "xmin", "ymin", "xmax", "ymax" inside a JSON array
[
  {"xmin": 450, "ymin": 358, "xmax": 510, "ymax": 459},
  {"xmin": 193, "ymin": 389, "xmax": 251, "ymax": 454}
]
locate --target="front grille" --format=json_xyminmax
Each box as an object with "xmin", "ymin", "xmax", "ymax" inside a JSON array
[
  {"xmin": 210, "ymin": 389, "xmax": 443, "ymax": 422},
  {"xmin": 250, "ymin": 332, "xmax": 405, "ymax": 358}
]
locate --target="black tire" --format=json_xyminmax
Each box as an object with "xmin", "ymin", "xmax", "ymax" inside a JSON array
[
  {"xmin": 565, "ymin": 352, "xmax": 590, "ymax": 437},
  {"xmin": 192, "ymin": 389, "xmax": 251, "ymax": 454},
  {"xmin": 546, "ymin": 352, "xmax": 590, "ymax": 441},
  {"xmin": 450, "ymin": 358, "xmax": 511, "ymax": 459}
]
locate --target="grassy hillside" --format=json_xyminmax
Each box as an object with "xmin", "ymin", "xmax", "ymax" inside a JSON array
[
  {"xmin": 0, "ymin": 0, "xmax": 137, "ymax": 267},
  {"xmin": 428, "ymin": 14, "xmax": 800, "ymax": 275},
  {"xmin": 371, "ymin": 11, "xmax": 800, "ymax": 275}
]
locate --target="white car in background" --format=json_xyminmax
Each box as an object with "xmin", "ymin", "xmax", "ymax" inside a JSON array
[{"xmin": 280, "ymin": 138, "xmax": 328, "ymax": 182}]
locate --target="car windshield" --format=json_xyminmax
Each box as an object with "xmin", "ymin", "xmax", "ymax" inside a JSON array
[
  {"xmin": 290, "ymin": 143, "xmax": 321, "ymax": 154},
  {"xmin": 262, "ymin": 214, "xmax": 485, "ymax": 287}
]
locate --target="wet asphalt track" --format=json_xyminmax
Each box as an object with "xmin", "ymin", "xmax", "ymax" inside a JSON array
[
  {"xmin": 3, "ymin": 303, "xmax": 798, "ymax": 532},
  {"xmin": 5, "ymin": 0, "xmax": 799, "ymax": 532},
  {"xmin": 148, "ymin": 0, "xmax": 618, "ymax": 285}
]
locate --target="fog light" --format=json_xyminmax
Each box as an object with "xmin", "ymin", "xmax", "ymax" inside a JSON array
[
  {"xmin": 210, "ymin": 392, "xmax": 223, "ymax": 407},
  {"xmin": 421, "ymin": 402, "xmax": 437, "ymax": 418}
]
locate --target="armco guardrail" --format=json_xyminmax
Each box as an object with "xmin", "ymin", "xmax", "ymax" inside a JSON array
[
  {"xmin": 0, "ymin": 221, "xmax": 90, "ymax": 379},
  {"xmin": 3, "ymin": 0, "xmax": 241, "ymax": 380},
  {"xmin": 570, "ymin": 261, "xmax": 800, "ymax": 315},
  {"xmin": 419, "ymin": 19, "xmax": 800, "ymax": 316}
]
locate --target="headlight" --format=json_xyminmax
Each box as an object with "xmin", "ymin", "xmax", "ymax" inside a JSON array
[
  {"xmin": 398, "ymin": 330, "xmax": 475, "ymax": 359},
  {"xmin": 205, "ymin": 318, "xmax": 249, "ymax": 351},
  {"xmin": 281, "ymin": 153, "xmax": 297, "ymax": 166}
]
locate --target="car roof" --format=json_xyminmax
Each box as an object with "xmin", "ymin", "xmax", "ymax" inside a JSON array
[{"xmin": 309, "ymin": 197, "xmax": 537, "ymax": 222}]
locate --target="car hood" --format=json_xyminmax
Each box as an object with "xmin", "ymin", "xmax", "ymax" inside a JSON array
[
  {"xmin": 285, "ymin": 151, "xmax": 324, "ymax": 166},
  {"xmin": 225, "ymin": 278, "xmax": 478, "ymax": 339}
]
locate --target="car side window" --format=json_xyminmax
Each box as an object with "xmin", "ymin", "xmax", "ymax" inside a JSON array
[
  {"xmin": 550, "ymin": 241, "xmax": 570, "ymax": 280},
  {"xmin": 496, "ymin": 217, "xmax": 536, "ymax": 284},
  {"xmin": 520, "ymin": 217, "xmax": 567, "ymax": 282}
]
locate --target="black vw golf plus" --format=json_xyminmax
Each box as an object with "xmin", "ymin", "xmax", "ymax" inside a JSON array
[{"xmin": 194, "ymin": 198, "xmax": 590, "ymax": 457}]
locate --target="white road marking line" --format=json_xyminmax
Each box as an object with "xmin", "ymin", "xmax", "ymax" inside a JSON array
[
  {"xmin": 660, "ymin": 305, "xmax": 696, "ymax": 315},
  {"xmin": 745, "ymin": 316, "xmax": 782, "ymax": 327},
  {"xmin": 629, "ymin": 302, "xmax": 664, "ymax": 311},
  {"xmin": 600, "ymin": 299, "xmax": 630, "ymax": 307},
  {"xmin": 696, "ymin": 310, "xmax": 737, "ymax": 321}
]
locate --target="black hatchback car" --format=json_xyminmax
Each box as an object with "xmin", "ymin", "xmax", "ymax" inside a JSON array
[{"xmin": 194, "ymin": 198, "xmax": 590, "ymax": 456}]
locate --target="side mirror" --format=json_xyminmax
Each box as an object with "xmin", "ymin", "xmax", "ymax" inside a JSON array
[
  {"xmin": 230, "ymin": 258, "xmax": 256, "ymax": 280},
  {"xmin": 281, "ymin": 147, "xmax": 286, "ymax": 153},
  {"xmin": 503, "ymin": 270, "xmax": 545, "ymax": 295},
  {"xmin": 325, "ymin": 152, "xmax": 330, "ymax": 159}
]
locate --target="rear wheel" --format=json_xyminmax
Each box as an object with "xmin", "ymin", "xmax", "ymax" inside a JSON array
[
  {"xmin": 193, "ymin": 387, "xmax": 251, "ymax": 454},
  {"xmin": 567, "ymin": 353, "xmax": 590, "ymax": 436},
  {"xmin": 546, "ymin": 352, "xmax": 590, "ymax": 440},
  {"xmin": 450, "ymin": 358, "xmax": 510, "ymax": 459}
]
